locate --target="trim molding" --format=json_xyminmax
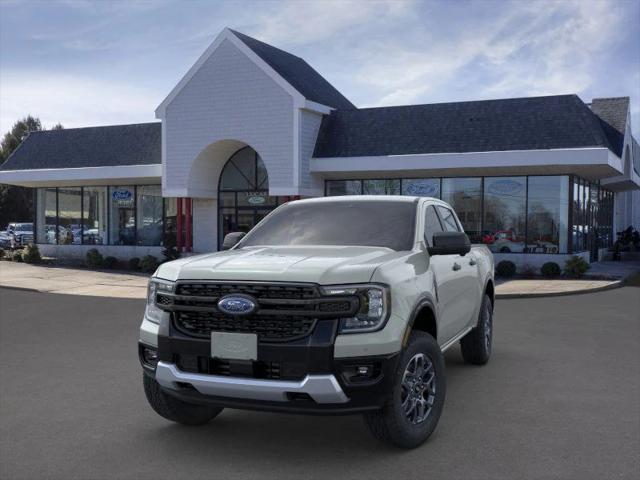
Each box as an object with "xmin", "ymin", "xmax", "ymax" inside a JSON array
[{"xmin": 0, "ymin": 164, "xmax": 162, "ymax": 187}]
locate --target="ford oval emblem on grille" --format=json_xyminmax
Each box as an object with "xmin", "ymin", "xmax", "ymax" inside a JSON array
[{"xmin": 217, "ymin": 295, "xmax": 257, "ymax": 316}]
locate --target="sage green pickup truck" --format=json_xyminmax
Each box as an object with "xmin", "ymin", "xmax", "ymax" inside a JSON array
[{"xmin": 140, "ymin": 196, "xmax": 495, "ymax": 448}]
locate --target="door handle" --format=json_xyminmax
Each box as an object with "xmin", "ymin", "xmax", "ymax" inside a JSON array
[
  {"xmin": 452, "ymin": 262, "xmax": 461, "ymax": 271},
  {"xmin": 469, "ymin": 258, "xmax": 477, "ymax": 266}
]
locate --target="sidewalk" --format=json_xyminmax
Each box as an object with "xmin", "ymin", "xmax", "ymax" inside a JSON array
[
  {"xmin": 1, "ymin": 260, "xmax": 638, "ymax": 300},
  {"xmin": 0, "ymin": 262, "xmax": 148, "ymax": 299}
]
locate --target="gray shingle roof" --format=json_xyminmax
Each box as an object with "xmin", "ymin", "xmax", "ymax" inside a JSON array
[
  {"xmin": 0, "ymin": 122, "xmax": 161, "ymax": 171},
  {"xmin": 230, "ymin": 29, "xmax": 355, "ymax": 110},
  {"xmin": 313, "ymin": 94, "xmax": 616, "ymax": 158},
  {"xmin": 590, "ymin": 97, "xmax": 629, "ymax": 157}
]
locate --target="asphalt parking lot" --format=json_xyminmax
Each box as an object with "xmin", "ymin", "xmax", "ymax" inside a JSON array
[{"xmin": 1, "ymin": 286, "xmax": 639, "ymax": 480}]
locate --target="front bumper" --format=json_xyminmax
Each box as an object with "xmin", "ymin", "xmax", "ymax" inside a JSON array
[
  {"xmin": 140, "ymin": 315, "xmax": 400, "ymax": 415},
  {"xmin": 155, "ymin": 361, "xmax": 348, "ymax": 403}
]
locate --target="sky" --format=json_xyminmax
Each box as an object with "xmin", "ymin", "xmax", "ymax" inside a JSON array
[{"xmin": 1, "ymin": 0, "xmax": 639, "ymax": 137}]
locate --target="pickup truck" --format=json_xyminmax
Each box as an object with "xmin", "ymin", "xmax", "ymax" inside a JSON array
[
  {"xmin": 139, "ymin": 196, "xmax": 494, "ymax": 448},
  {"xmin": 0, "ymin": 223, "xmax": 34, "ymax": 249}
]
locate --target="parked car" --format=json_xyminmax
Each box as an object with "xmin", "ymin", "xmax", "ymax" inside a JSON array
[
  {"xmin": 2, "ymin": 223, "xmax": 34, "ymax": 249},
  {"xmin": 139, "ymin": 196, "xmax": 495, "ymax": 448},
  {"xmin": 483, "ymin": 229, "xmax": 526, "ymax": 253}
]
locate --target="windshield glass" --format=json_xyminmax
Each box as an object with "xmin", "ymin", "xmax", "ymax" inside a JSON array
[
  {"xmin": 13, "ymin": 224, "xmax": 32, "ymax": 231},
  {"xmin": 238, "ymin": 200, "xmax": 417, "ymax": 251}
]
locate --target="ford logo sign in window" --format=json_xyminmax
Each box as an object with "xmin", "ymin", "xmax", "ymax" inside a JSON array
[{"xmin": 217, "ymin": 295, "xmax": 257, "ymax": 316}]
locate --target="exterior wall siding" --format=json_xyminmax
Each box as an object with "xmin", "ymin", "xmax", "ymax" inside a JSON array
[
  {"xmin": 298, "ymin": 109, "xmax": 323, "ymax": 193},
  {"xmin": 163, "ymin": 39, "xmax": 294, "ymax": 196}
]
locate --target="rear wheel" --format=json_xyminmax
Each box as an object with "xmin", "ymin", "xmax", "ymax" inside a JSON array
[
  {"xmin": 460, "ymin": 294, "xmax": 493, "ymax": 365},
  {"xmin": 363, "ymin": 331, "xmax": 446, "ymax": 449},
  {"xmin": 143, "ymin": 374, "xmax": 223, "ymax": 425}
]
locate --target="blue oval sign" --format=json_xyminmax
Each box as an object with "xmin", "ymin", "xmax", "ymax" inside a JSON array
[
  {"xmin": 217, "ymin": 295, "xmax": 257, "ymax": 316},
  {"xmin": 112, "ymin": 189, "xmax": 132, "ymax": 201},
  {"xmin": 488, "ymin": 179, "xmax": 523, "ymax": 196},
  {"xmin": 405, "ymin": 181, "xmax": 439, "ymax": 197}
]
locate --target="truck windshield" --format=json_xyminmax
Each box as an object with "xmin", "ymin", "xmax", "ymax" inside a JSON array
[{"xmin": 238, "ymin": 200, "xmax": 417, "ymax": 251}]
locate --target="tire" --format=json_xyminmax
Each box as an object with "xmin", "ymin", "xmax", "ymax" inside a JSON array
[
  {"xmin": 499, "ymin": 246, "xmax": 511, "ymax": 253},
  {"xmin": 143, "ymin": 374, "xmax": 223, "ymax": 425},
  {"xmin": 363, "ymin": 331, "xmax": 446, "ymax": 449},
  {"xmin": 460, "ymin": 294, "xmax": 493, "ymax": 365}
]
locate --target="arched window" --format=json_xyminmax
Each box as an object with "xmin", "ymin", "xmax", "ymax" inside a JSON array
[
  {"xmin": 219, "ymin": 146, "xmax": 268, "ymax": 191},
  {"xmin": 218, "ymin": 146, "xmax": 281, "ymax": 248}
]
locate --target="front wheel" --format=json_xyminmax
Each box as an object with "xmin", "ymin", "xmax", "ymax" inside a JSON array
[
  {"xmin": 363, "ymin": 331, "xmax": 446, "ymax": 449},
  {"xmin": 143, "ymin": 374, "xmax": 223, "ymax": 425},
  {"xmin": 460, "ymin": 294, "xmax": 493, "ymax": 365}
]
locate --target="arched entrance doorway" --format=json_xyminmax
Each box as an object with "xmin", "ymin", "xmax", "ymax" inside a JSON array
[{"xmin": 218, "ymin": 146, "xmax": 283, "ymax": 247}]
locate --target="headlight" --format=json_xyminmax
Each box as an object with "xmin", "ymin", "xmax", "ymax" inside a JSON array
[
  {"xmin": 321, "ymin": 284, "xmax": 390, "ymax": 333},
  {"xmin": 145, "ymin": 278, "xmax": 174, "ymax": 324}
]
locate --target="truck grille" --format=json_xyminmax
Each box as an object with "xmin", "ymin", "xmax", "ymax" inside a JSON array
[
  {"xmin": 175, "ymin": 311, "xmax": 316, "ymax": 341},
  {"xmin": 160, "ymin": 282, "xmax": 359, "ymax": 343}
]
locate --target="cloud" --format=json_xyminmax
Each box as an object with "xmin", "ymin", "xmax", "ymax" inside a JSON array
[
  {"xmin": 0, "ymin": 71, "xmax": 159, "ymax": 132},
  {"xmin": 248, "ymin": 0, "xmax": 415, "ymax": 46},
  {"xmin": 339, "ymin": 0, "xmax": 629, "ymax": 108}
]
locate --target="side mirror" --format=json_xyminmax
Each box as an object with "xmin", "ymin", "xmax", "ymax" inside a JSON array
[
  {"xmin": 222, "ymin": 232, "xmax": 246, "ymax": 250},
  {"xmin": 428, "ymin": 231, "xmax": 471, "ymax": 256}
]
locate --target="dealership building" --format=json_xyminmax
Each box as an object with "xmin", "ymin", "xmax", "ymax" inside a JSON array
[{"xmin": 1, "ymin": 28, "xmax": 638, "ymax": 266}]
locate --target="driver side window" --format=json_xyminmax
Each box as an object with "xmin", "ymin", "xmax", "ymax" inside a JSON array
[
  {"xmin": 436, "ymin": 206, "xmax": 460, "ymax": 232},
  {"xmin": 424, "ymin": 205, "xmax": 444, "ymax": 247}
]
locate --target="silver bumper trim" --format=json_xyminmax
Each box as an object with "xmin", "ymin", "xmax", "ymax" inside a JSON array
[{"xmin": 155, "ymin": 361, "xmax": 349, "ymax": 404}]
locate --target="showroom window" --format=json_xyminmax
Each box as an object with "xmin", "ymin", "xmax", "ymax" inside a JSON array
[
  {"xmin": 325, "ymin": 175, "xmax": 613, "ymax": 255},
  {"xmin": 482, "ymin": 177, "xmax": 526, "ymax": 254},
  {"xmin": 109, "ymin": 186, "xmax": 136, "ymax": 245},
  {"xmin": 325, "ymin": 180, "xmax": 362, "ymax": 196},
  {"xmin": 57, "ymin": 187, "xmax": 82, "ymax": 245},
  {"xmin": 82, "ymin": 187, "xmax": 107, "ymax": 245},
  {"xmin": 136, "ymin": 185, "xmax": 163, "ymax": 246},
  {"xmin": 441, "ymin": 178, "xmax": 482, "ymax": 243},
  {"xmin": 526, "ymin": 176, "xmax": 569, "ymax": 254},
  {"xmin": 35, "ymin": 185, "xmax": 174, "ymax": 247},
  {"xmin": 36, "ymin": 188, "xmax": 57, "ymax": 244},
  {"xmin": 362, "ymin": 179, "xmax": 400, "ymax": 195}
]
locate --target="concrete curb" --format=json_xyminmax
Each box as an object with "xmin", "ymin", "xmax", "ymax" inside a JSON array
[
  {"xmin": 0, "ymin": 285, "xmax": 40, "ymax": 294},
  {"xmin": 495, "ymin": 279, "xmax": 624, "ymax": 299}
]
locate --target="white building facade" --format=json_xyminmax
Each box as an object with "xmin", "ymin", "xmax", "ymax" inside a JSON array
[{"xmin": 1, "ymin": 28, "xmax": 638, "ymax": 267}]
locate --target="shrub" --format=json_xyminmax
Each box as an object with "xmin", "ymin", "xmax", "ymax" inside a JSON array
[
  {"xmin": 161, "ymin": 231, "xmax": 180, "ymax": 262},
  {"xmin": 496, "ymin": 260, "xmax": 516, "ymax": 277},
  {"xmin": 22, "ymin": 244, "xmax": 42, "ymax": 264},
  {"xmin": 128, "ymin": 257, "xmax": 141, "ymax": 271},
  {"xmin": 0, "ymin": 249, "xmax": 5, "ymax": 260},
  {"xmin": 520, "ymin": 264, "xmax": 536, "ymax": 279},
  {"xmin": 541, "ymin": 262, "xmax": 561, "ymax": 278},
  {"xmin": 140, "ymin": 255, "xmax": 159, "ymax": 273},
  {"xmin": 102, "ymin": 256, "xmax": 118, "ymax": 269},
  {"xmin": 85, "ymin": 248, "xmax": 104, "ymax": 268},
  {"xmin": 564, "ymin": 256, "xmax": 590, "ymax": 278},
  {"xmin": 11, "ymin": 251, "xmax": 24, "ymax": 262}
]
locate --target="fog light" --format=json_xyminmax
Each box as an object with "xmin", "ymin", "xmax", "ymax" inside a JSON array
[
  {"xmin": 142, "ymin": 347, "xmax": 158, "ymax": 368},
  {"xmin": 357, "ymin": 365, "xmax": 371, "ymax": 376}
]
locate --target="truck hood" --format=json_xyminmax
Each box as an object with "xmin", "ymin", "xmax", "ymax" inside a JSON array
[{"xmin": 154, "ymin": 246, "xmax": 407, "ymax": 285}]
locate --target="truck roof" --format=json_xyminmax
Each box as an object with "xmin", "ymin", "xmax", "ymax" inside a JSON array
[{"xmin": 290, "ymin": 195, "xmax": 436, "ymax": 205}]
